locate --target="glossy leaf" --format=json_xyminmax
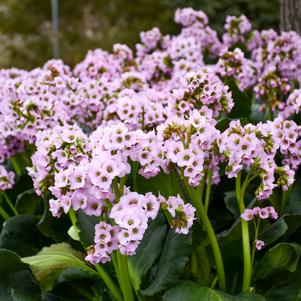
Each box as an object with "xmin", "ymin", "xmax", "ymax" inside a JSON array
[
  {"xmin": 22, "ymin": 243, "xmax": 97, "ymax": 291},
  {"xmin": 258, "ymin": 218, "xmax": 288, "ymax": 246},
  {"xmin": 128, "ymin": 214, "xmax": 168, "ymax": 291},
  {"xmin": 0, "ymin": 249, "xmax": 29, "ymax": 275},
  {"xmin": 226, "ymin": 77, "xmax": 252, "ymax": 119},
  {"xmin": 76, "ymin": 210, "xmax": 99, "ymax": 247},
  {"xmin": 141, "ymin": 229, "xmax": 192, "ymax": 296},
  {"xmin": 163, "ymin": 282, "xmax": 266, "ymax": 301},
  {"xmin": 0, "ymin": 215, "xmax": 50, "ymax": 257},
  {"xmin": 255, "ymin": 243, "xmax": 301, "ymax": 280}
]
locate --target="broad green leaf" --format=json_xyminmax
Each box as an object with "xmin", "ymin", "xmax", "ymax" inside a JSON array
[
  {"xmin": 141, "ymin": 229, "xmax": 192, "ymax": 296},
  {"xmin": 15, "ymin": 189, "xmax": 42, "ymax": 215},
  {"xmin": 0, "ymin": 215, "xmax": 50, "ymax": 256},
  {"xmin": 11, "ymin": 288, "xmax": 40, "ymax": 301},
  {"xmin": 135, "ymin": 171, "xmax": 183, "ymax": 198},
  {"xmin": 282, "ymin": 214, "xmax": 301, "ymax": 239},
  {"xmin": 224, "ymin": 191, "xmax": 253, "ymax": 218},
  {"xmin": 163, "ymin": 281, "xmax": 266, "ymax": 301},
  {"xmin": 226, "ymin": 77, "xmax": 252, "ymax": 119},
  {"xmin": 255, "ymin": 243, "xmax": 301, "ymax": 280},
  {"xmin": 0, "ymin": 271, "xmax": 41, "ymax": 301},
  {"xmin": 22, "ymin": 243, "xmax": 97, "ymax": 291},
  {"xmin": 76, "ymin": 210, "xmax": 99, "ymax": 247},
  {"xmin": 37, "ymin": 197, "xmax": 70, "ymax": 242},
  {"xmin": 258, "ymin": 218, "xmax": 288, "ymax": 246},
  {"xmin": 255, "ymin": 260, "xmax": 301, "ymax": 300},
  {"xmin": 216, "ymin": 117, "xmax": 231, "ymax": 132},
  {"xmin": 249, "ymin": 103, "xmax": 266, "ymax": 123},
  {"xmin": 287, "ymin": 172, "xmax": 301, "ymax": 214},
  {"xmin": 0, "ymin": 249, "xmax": 28, "ymax": 275},
  {"xmin": 128, "ymin": 214, "xmax": 168, "ymax": 291}
]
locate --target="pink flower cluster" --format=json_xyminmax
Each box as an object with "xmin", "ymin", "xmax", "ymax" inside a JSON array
[
  {"xmin": 0, "ymin": 165, "xmax": 14, "ymax": 191},
  {"xmin": 254, "ymin": 69, "xmax": 292, "ymax": 113},
  {"xmin": 216, "ymin": 48, "xmax": 257, "ymax": 91},
  {"xmin": 241, "ymin": 206, "xmax": 278, "ymax": 221},
  {"xmin": 241, "ymin": 206, "xmax": 278, "ymax": 251},
  {"xmin": 223, "ymin": 15, "xmax": 252, "ymax": 48},
  {"xmin": 160, "ymin": 194, "xmax": 196, "ymax": 235},
  {"xmin": 158, "ymin": 110, "xmax": 221, "ymax": 186},
  {"xmin": 219, "ymin": 119, "xmax": 298, "ymax": 199}
]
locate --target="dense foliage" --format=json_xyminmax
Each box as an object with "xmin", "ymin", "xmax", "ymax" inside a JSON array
[{"xmin": 1, "ymin": 6, "xmax": 301, "ymax": 301}]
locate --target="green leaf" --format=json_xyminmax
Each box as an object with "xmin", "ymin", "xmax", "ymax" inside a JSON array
[
  {"xmin": 249, "ymin": 103, "xmax": 266, "ymax": 123},
  {"xmin": 258, "ymin": 218, "xmax": 288, "ymax": 246},
  {"xmin": 68, "ymin": 225, "xmax": 80, "ymax": 241},
  {"xmin": 255, "ymin": 257, "xmax": 301, "ymax": 300},
  {"xmin": 255, "ymin": 243, "xmax": 301, "ymax": 280},
  {"xmin": 76, "ymin": 210, "xmax": 99, "ymax": 247},
  {"xmin": 128, "ymin": 214, "xmax": 168, "ymax": 291},
  {"xmin": 0, "ymin": 249, "xmax": 29, "ymax": 275},
  {"xmin": 0, "ymin": 215, "xmax": 50, "ymax": 256},
  {"xmin": 216, "ymin": 117, "xmax": 231, "ymax": 132},
  {"xmin": 224, "ymin": 191, "xmax": 253, "ymax": 218},
  {"xmin": 11, "ymin": 288, "xmax": 41, "ymax": 301},
  {"xmin": 226, "ymin": 77, "xmax": 252, "ymax": 119},
  {"xmin": 15, "ymin": 189, "xmax": 42, "ymax": 215},
  {"xmin": 0, "ymin": 271, "xmax": 41, "ymax": 301},
  {"xmin": 141, "ymin": 229, "xmax": 192, "ymax": 296},
  {"xmin": 287, "ymin": 172, "xmax": 301, "ymax": 214},
  {"xmin": 135, "ymin": 171, "xmax": 182, "ymax": 198},
  {"xmin": 22, "ymin": 243, "xmax": 97, "ymax": 291},
  {"xmin": 163, "ymin": 282, "xmax": 266, "ymax": 301},
  {"xmin": 37, "ymin": 197, "xmax": 70, "ymax": 242}
]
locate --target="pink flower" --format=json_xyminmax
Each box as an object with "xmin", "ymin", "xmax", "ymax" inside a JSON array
[
  {"xmin": 241, "ymin": 209, "xmax": 253, "ymax": 221},
  {"xmin": 256, "ymin": 240, "xmax": 265, "ymax": 250},
  {"xmin": 259, "ymin": 208, "xmax": 269, "ymax": 219},
  {"xmin": 69, "ymin": 167, "xmax": 86, "ymax": 189}
]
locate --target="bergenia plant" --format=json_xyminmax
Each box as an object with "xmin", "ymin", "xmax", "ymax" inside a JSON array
[{"xmin": 1, "ymin": 7, "xmax": 301, "ymax": 301}]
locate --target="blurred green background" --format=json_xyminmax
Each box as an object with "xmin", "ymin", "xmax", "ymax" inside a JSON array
[{"xmin": 0, "ymin": 0, "xmax": 279, "ymax": 70}]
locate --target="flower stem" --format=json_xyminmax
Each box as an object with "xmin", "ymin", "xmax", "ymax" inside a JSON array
[
  {"xmin": 0, "ymin": 206, "xmax": 10, "ymax": 220},
  {"xmin": 204, "ymin": 170, "xmax": 212, "ymax": 213},
  {"xmin": 68, "ymin": 209, "xmax": 123, "ymax": 301},
  {"xmin": 236, "ymin": 172, "xmax": 252, "ymax": 293},
  {"xmin": 182, "ymin": 176, "xmax": 226, "ymax": 291},
  {"xmin": 112, "ymin": 180, "xmax": 134, "ymax": 301},
  {"xmin": 191, "ymin": 250, "xmax": 198, "ymax": 275},
  {"xmin": 280, "ymin": 187, "xmax": 291, "ymax": 215},
  {"xmin": 251, "ymin": 219, "xmax": 260, "ymax": 270},
  {"xmin": 117, "ymin": 252, "xmax": 135, "ymax": 301},
  {"xmin": 11, "ymin": 157, "xmax": 22, "ymax": 177},
  {"xmin": 2, "ymin": 192, "xmax": 18, "ymax": 216},
  {"xmin": 95, "ymin": 264, "xmax": 123, "ymax": 301}
]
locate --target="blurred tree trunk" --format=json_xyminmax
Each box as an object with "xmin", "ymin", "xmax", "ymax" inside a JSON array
[{"xmin": 280, "ymin": 0, "xmax": 301, "ymax": 33}]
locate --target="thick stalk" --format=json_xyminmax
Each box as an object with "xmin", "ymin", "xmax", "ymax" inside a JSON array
[
  {"xmin": 112, "ymin": 180, "xmax": 135, "ymax": 301},
  {"xmin": 236, "ymin": 172, "xmax": 252, "ymax": 293},
  {"xmin": 2, "ymin": 192, "xmax": 18, "ymax": 215},
  {"xmin": 204, "ymin": 170, "xmax": 212, "ymax": 213},
  {"xmin": 196, "ymin": 175, "xmax": 205, "ymax": 201},
  {"xmin": 251, "ymin": 220, "xmax": 260, "ymax": 270},
  {"xmin": 182, "ymin": 177, "xmax": 226, "ymax": 291},
  {"xmin": 117, "ymin": 253, "xmax": 135, "ymax": 301},
  {"xmin": 0, "ymin": 206, "xmax": 10, "ymax": 220},
  {"xmin": 280, "ymin": 187, "xmax": 291, "ymax": 215},
  {"xmin": 11, "ymin": 157, "xmax": 22, "ymax": 177},
  {"xmin": 95, "ymin": 264, "xmax": 123, "ymax": 301},
  {"xmin": 191, "ymin": 250, "xmax": 198, "ymax": 275},
  {"xmin": 68, "ymin": 210, "xmax": 123, "ymax": 301}
]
